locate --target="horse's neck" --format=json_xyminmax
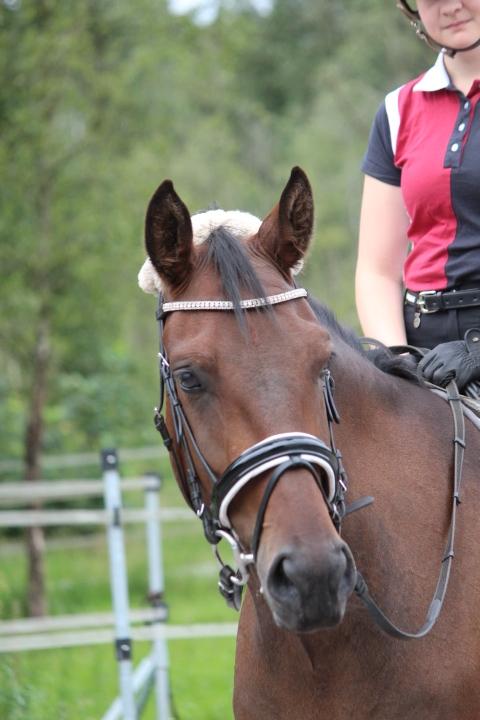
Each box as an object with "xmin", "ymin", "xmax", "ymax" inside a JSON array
[
  {"xmin": 331, "ymin": 346, "xmax": 458, "ymax": 506},
  {"xmin": 237, "ymin": 350, "xmax": 480, "ymax": 719},
  {"xmin": 332, "ymin": 344, "xmax": 433, "ymax": 425}
]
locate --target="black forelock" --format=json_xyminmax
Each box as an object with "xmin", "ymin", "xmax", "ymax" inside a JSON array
[{"xmin": 200, "ymin": 226, "xmax": 268, "ymax": 325}]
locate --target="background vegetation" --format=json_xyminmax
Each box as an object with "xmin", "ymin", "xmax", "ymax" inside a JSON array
[
  {"xmin": 0, "ymin": 0, "xmax": 431, "ymax": 716},
  {"xmin": 0, "ymin": 0, "xmax": 431, "ymax": 464},
  {"xmin": 0, "ymin": 460, "xmax": 237, "ymax": 719}
]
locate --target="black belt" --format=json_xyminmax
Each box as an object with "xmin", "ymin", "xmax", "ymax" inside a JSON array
[{"xmin": 405, "ymin": 288, "xmax": 480, "ymax": 313}]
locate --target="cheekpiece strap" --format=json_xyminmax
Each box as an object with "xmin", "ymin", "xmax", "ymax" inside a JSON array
[{"xmin": 322, "ymin": 369, "xmax": 340, "ymax": 425}]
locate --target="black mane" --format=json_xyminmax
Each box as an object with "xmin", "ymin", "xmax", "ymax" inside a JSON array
[
  {"xmin": 201, "ymin": 225, "xmax": 419, "ymax": 384},
  {"xmin": 308, "ymin": 297, "xmax": 421, "ymax": 384}
]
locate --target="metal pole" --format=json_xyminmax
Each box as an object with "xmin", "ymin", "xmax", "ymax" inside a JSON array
[
  {"xmin": 102, "ymin": 655, "xmax": 156, "ymax": 720},
  {"xmin": 144, "ymin": 472, "xmax": 172, "ymax": 720},
  {"xmin": 102, "ymin": 449, "xmax": 137, "ymax": 720}
]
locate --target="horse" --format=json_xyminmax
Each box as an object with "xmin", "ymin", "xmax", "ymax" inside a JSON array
[{"xmin": 138, "ymin": 167, "xmax": 480, "ymax": 719}]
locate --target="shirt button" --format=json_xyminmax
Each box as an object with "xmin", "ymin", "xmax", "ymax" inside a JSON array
[
  {"xmin": 451, "ymin": 143, "xmax": 459, "ymax": 152},
  {"xmin": 464, "ymin": 100, "xmax": 470, "ymax": 109},
  {"xmin": 458, "ymin": 122, "xmax": 466, "ymax": 131}
]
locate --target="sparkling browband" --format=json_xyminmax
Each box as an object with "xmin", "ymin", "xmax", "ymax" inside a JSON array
[{"xmin": 162, "ymin": 288, "xmax": 308, "ymax": 313}]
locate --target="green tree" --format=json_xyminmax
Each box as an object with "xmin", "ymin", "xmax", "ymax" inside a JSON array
[{"xmin": 0, "ymin": 0, "xmax": 185, "ymax": 614}]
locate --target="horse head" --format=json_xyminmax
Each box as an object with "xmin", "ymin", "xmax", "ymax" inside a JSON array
[{"xmin": 140, "ymin": 167, "xmax": 356, "ymax": 633}]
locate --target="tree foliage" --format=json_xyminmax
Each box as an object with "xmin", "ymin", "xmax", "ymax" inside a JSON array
[{"xmin": 0, "ymin": 0, "xmax": 432, "ymax": 465}]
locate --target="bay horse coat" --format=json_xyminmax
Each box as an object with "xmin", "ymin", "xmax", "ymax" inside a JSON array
[{"xmin": 140, "ymin": 167, "xmax": 480, "ymax": 720}]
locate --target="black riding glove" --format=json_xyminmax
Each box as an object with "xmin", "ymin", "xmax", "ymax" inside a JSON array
[{"xmin": 418, "ymin": 328, "xmax": 480, "ymax": 389}]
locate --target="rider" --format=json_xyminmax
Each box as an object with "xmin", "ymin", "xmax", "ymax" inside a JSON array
[{"xmin": 355, "ymin": 0, "xmax": 480, "ymax": 389}]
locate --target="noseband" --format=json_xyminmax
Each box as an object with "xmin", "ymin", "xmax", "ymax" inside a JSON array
[{"xmin": 153, "ymin": 288, "xmax": 365, "ymax": 609}]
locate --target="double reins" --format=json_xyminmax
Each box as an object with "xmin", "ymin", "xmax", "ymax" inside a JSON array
[
  {"xmin": 152, "ymin": 289, "xmax": 466, "ymax": 639},
  {"xmin": 355, "ymin": 374, "xmax": 466, "ymax": 639}
]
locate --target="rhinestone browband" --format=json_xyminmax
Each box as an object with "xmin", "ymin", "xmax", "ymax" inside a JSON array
[{"xmin": 161, "ymin": 287, "xmax": 308, "ymax": 313}]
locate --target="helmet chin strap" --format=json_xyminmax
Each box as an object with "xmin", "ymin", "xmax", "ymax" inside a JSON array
[
  {"xmin": 439, "ymin": 38, "xmax": 480, "ymax": 59},
  {"xmin": 397, "ymin": 1, "xmax": 480, "ymax": 58}
]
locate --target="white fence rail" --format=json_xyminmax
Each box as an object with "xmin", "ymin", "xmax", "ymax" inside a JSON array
[
  {"xmin": 0, "ymin": 622, "xmax": 238, "ymax": 653},
  {"xmin": 0, "ymin": 446, "xmax": 166, "ymax": 473},
  {"xmin": 0, "ymin": 608, "xmax": 167, "ymax": 635},
  {"xmin": 0, "ymin": 450, "xmax": 200, "ymax": 720},
  {"xmin": 0, "ymin": 478, "xmax": 149, "ymax": 502},
  {"xmin": 0, "ymin": 507, "xmax": 192, "ymax": 528},
  {"xmin": 0, "ymin": 472, "xmax": 193, "ymax": 527}
]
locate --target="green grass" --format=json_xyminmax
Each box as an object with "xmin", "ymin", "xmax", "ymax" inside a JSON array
[
  {"xmin": 0, "ymin": 476, "xmax": 237, "ymax": 720},
  {"xmin": 0, "ymin": 639, "xmax": 235, "ymax": 720}
]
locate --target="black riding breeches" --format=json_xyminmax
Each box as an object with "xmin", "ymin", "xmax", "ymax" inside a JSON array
[{"xmin": 404, "ymin": 304, "xmax": 480, "ymax": 350}]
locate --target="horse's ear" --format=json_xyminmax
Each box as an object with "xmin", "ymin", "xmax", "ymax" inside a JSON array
[
  {"xmin": 256, "ymin": 167, "xmax": 314, "ymax": 274},
  {"xmin": 144, "ymin": 180, "xmax": 194, "ymax": 289}
]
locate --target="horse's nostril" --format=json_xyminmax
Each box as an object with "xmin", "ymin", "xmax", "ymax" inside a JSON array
[
  {"xmin": 268, "ymin": 554, "xmax": 296, "ymax": 601},
  {"xmin": 266, "ymin": 542, "xmax": 356, "ymax": 608}
]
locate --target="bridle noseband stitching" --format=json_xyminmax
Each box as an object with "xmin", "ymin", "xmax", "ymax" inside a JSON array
[{"xmin": 154, "ymin": 288, "xmax": 350, "ymax": 608}]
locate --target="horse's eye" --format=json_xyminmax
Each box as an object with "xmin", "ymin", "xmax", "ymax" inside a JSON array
[{"xmin": 176, "ymin": 369, "xmax": 203, "ymax": 392}]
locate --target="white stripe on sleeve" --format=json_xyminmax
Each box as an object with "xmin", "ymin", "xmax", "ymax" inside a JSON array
[{"xmin": 384, "ymin": 86, "xmax": 403, "ymax": 156}]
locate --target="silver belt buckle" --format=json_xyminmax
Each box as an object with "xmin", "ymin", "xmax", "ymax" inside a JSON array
[{"xmin": 417, "ymin": 290, "xmax": 439, "ymax": 314}]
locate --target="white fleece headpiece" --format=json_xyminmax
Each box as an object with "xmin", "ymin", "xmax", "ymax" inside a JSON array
[{"xmin": 138, "ymin": 209, "xmax": 262, "ymax": 295}]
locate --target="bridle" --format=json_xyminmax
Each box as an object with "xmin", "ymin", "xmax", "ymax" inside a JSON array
[
  {"xmin": 152, "ymin": 288, "xmax": 466, "ymax": 641},
  {"xmin": 153, "ymin": 287, "xmax": 367, "ymax": 609}
]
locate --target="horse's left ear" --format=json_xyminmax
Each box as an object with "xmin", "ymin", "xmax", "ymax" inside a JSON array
[
  {"xmin": 255, "ymin": 167, "xmax": 314, "ymax": 275},
  {"xmin": 144, "ymin": 179, "xmax": 194, "ymax": 289}
]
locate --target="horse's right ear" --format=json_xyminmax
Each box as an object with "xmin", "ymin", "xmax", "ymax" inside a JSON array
[
  {"xmin": 144, "ymin": 180, "xmax": 194, "ymax": 289},
  {"xmin": 255, "ymin": 167, "xmax": 314, "ymax": 276}
]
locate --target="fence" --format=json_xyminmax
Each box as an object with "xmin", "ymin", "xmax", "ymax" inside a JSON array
[
  {"xmin": 0, "ymin": 445, "xmax": 166, "ymax": 474},
  {"xmin": 0, "ymin": 449, "xmax": 237, "ymax": 719}
]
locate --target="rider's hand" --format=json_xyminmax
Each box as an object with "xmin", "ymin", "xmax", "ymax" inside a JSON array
[{"xmin": 418, "ymin": 328, "xmax": 480, "ymax": 389}]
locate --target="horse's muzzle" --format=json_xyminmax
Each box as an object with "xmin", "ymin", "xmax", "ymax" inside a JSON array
[{"xmin": 263, "ymin": 539, "xmax": 356, "ymax": 632}]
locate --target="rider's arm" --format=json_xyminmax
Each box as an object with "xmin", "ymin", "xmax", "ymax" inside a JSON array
[{"xmin": 355, "ymin": 174, "xmax": 410, "ymax": 347}]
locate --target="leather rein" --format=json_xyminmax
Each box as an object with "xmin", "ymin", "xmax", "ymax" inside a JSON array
[{"xmin": 152, "ymin": 289, "xmax": 466, "ymax": 640}]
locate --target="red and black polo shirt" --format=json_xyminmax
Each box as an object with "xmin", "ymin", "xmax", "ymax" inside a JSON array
[{"xmin": 362, "ymin": 53, "xmax": 480, "ymax": 292}]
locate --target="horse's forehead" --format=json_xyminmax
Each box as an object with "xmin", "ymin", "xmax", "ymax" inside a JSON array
[
  {"xmin": 166, "ymin": 303, "xmax": 332, "ymax": 365},
  {"xmin": 138, "ymin": 209, "xmax": 261, "ymax": 295}
]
